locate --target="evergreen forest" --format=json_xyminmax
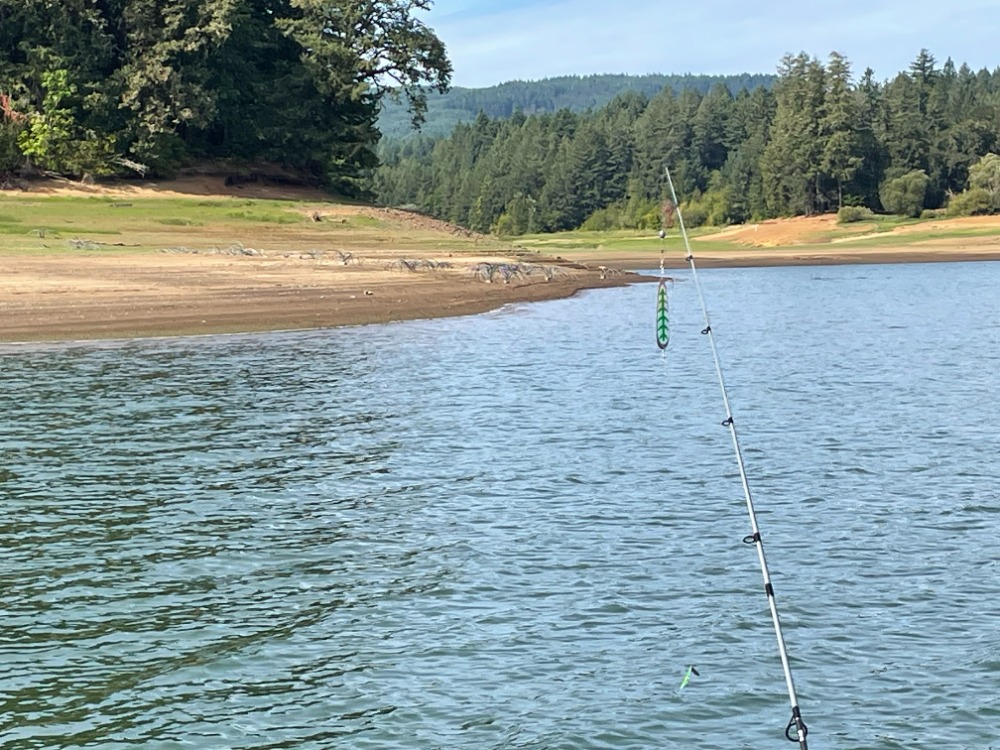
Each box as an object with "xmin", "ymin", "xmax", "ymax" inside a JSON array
[
  {"xmin": 376, "ymin": 73, "xmax": 776, "ymax": 138},
  {"xmin": 0, "ymin": 0, "xmax": 450, "ymax": 193},
  {"xmin": 374, "ymin": 51, "xmax": 1000, "ymax": 234},
  {"xmin": 4, "ymin": 1, "xmax": 1000, "ymax": 237}
]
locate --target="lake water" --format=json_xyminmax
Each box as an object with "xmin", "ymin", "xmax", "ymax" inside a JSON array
[{"xmin": 1, "ymin": 262, "xmax": 999, "ymax": 749}]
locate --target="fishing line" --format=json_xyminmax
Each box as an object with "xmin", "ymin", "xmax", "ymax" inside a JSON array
[{"xmin": 662, "ymin": 166, "xmax": 809, "ymax": 749}]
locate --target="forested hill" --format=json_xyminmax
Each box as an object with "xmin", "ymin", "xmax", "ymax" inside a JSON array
[
  {"xmin": 373, "ymin": 51, "xmax": 1000, "ymax": 236},
  {"xmin": 378, "ymin": 73, "xmax": 776, "ymax": 138}
]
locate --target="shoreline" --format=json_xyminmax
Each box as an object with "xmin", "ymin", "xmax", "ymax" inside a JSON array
[
  {"xmin": 4, "ymin": 179, "xmax": 1000, "ymax": 343},
  {"xmin": 572, "ymin": 245, "xmax": 1000, "ymax": 269},
  {"xmin": 0, "ymin": 252, "xmax": 635, "ymax": 343},
  {"xmin": 2, "ymin": 244, "xmax": 999, "ymax": 344}
]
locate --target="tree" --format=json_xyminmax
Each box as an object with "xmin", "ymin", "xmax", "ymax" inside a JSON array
[
  {"xmin": 852, "ymin": 67, "xmax": 889, "ymax": 208},
  {"xmin": 819, "ymin": 52, "xmax": 863, "ymax": 209},
  {"xmin": 882, "ymin": 49, "xmax": 948, "ymax": 205},
  {"xmin": 1, "ymin": 0, "xmax": 452, "ymax": 187},
  {"xmin": 276, "ymin": 0, "xmax": 451, "ymax": 128},
  {"xmin": 761, "ymin": 53, "xmax": 826, "ymax": 215},
  {"xmin": 17, "ymin": 69, "xmax": 116, "ymax": 176},
  {"xmin": 373, "ymin": 49, "xmax": 1000, "ymax": 234},
  {"xmin": 932, "ymin": 61, "xmax": 998, "ymax": 196},
  {"xmin": 565, "ymin": 120, "xmax": 612, "ymax": 224},
  {"xmin": 879, "ymin": 169, "xmax": 930, "ymax": 216},
  {"xmin": 118, "ymin": 0, "xmax": 234, "ymax": 159},
  {"xmin": 692, "ymin": 83, "xmax": 732, "ymax": 173},
  {"xmin": 719, "ymin": 86, "xmax": 774, "ymax": 222},
  {"xmin": 632, "ymin": 88, "xmax": 698, "ymax": 202},
  {"xmin": 592, "ymin": 90, "xmax": 644, "ymax": 206},
  {"xmin": 494, "ymin": 193, "xmax": 537, "ymax": 236},
  {"xmin": 0, "ymin": 92, "xmax": 27, "ymax": 173},
  {"xmin": 537, "ymin": 137, "xmax": 576, "ymax": 231},
  {"xmin": 967, "ymin": 152, "xmax": 1000, "ymax": 210}
]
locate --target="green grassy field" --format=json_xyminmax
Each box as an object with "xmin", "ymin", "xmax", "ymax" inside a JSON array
[
  {"xmin": 4, "ymin": 192, "xmax": 999, "ymax": 259},
  {"xmin": 515, "ymin": 227, "xmax": 736, "ymax": 254},
  {"xmin": 0, "ymin": 194, "xmax": 509, "ymax": 257},
  {"xmin": 512, "ymin": 213, "xmax": 1000, "ymax": 258}
]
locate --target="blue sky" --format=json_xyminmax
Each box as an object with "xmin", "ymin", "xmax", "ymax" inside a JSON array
[{"xmin": 423, "ymin": 0, "xmax": 1000, "ymax": 87}]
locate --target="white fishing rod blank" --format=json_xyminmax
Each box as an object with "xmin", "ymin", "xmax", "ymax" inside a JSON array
[{"xmin": 664, "ymin": 165, "xmax": 809, "ymax": 749}]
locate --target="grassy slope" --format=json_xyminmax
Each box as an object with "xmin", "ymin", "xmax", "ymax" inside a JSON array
[
  {"xmin": 0, "ymin": 193, "xmax": 512, "ymax": 258},
  {"xmin": 512, "ymin": 214, "xmax": 1000, "ymax": 258},
  {"xmin": 5, "ymin": 188, "xmax": 1000, "ymax": 261}
]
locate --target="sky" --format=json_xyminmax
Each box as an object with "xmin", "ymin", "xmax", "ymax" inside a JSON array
[{"xmin": 422, "ymin": 0, "xmax": 1000, "ymax": 88}]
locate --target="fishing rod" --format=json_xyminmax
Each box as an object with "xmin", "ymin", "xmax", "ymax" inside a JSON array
[{"xmin": 662, "ymin": 166, "xmax": 809, "ymax": 749}]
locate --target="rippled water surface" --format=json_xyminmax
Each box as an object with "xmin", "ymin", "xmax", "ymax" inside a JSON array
[{"xmin": 2, "ymin": 262, "xmax": 999, "ymax": 749}]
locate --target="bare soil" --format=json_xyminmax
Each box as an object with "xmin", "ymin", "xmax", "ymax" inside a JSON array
[{"xmin": 0, "ymin": 251, "xmax": 636, "ymax": 342}]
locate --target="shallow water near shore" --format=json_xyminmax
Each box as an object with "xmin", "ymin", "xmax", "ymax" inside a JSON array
[{"xmin": 2, "ymin": 261, "xmax": 999, "ymax": 749}]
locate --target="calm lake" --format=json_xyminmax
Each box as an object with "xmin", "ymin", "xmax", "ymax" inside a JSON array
[{"xmin": 2, "ymin": 262, "xmax": 998, "ymax": 749}]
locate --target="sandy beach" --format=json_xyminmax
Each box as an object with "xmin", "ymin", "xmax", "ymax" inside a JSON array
[{"xmin": 2, "ymin": 180, "xmax": 999, "ymax": 343}]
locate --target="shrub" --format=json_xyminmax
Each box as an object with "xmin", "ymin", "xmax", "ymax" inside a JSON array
[
  {"xmin": 697, "ymin": 193, "xmax": 726, "ymax": 226},
  {"xmin": 494, "ymin": 211, "xmax": 517, "ymax": 238},
  {"xmin": 680, "ymin": 202, "xmax": 708, "ymax": 228},
  {"xmin": 879, "ymin": 170, "xmax": 930, "ymax": 217},
  {"xmin": 947, "ymin": 188, "xmax": 992, "ymax": 217},
  {"xmin": 0, "ymin": 121, "xmax": 23, "ymax": 173},
  {"xmin": 837, "ymin": 205, "xmax": 875, "ymax": 223},
  {"xmin": 494, "ymin": 193, "xmax": 538, "ymax": 236},
  {"xmin": 967, "ymin": 153, "xmax": 1000, "ymax": 210},
  {"xmin": 580, "ymin": 205, "xmax": 622, "ymax": 231},
  {"xmin": 620, "ymin": 194, "xmax": 659, "ymax": 230}
]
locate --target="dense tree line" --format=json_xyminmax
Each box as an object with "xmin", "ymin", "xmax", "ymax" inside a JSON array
[
  {"xmin": 376, "ymin": 72, "xmax": 776, "ymax": 137},
  {"xmin": 374, "ymin": 50, "xmax": 1000, "ymax": 233},
  {"xmin": 0, "ymin": 0, "xmax": 450, "ymax": 192}
]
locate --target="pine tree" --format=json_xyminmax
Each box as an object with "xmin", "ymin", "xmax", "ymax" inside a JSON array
[
  {"xmin": 852, "ymin": 68, "xmax": 889, "ymax": 209},
  {"xmin": 692, "ymin": 83, "xmax": 733, "ymax": 173},
  {"xmin": 819, "ymin": 52, "xmax": 863, "ymax": 209},
  {"xmin": 761, "ymin": 53, "xmax": 825, "ymax": 215},
  {"xmin": 721, "ymin": 86, "xmax": 774, "ymax": 222}
]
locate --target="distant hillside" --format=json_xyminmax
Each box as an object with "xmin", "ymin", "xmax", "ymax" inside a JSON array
[{"xmin": 378, "ymin": 72, "xmax": 776, "ymax": 138}]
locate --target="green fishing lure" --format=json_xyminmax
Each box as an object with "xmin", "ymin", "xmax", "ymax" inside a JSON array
[
  {"xmin": 656, "ymin": 278, "xmax": 670, "ymax": 350},
  {"xmin": 679, "ymin": 665, "xmax": 699, "ymax": 691}
]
